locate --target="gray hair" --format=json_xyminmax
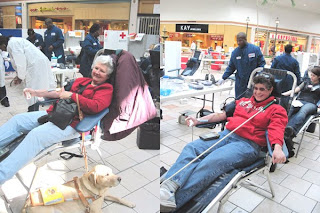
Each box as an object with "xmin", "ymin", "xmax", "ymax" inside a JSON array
[{"xmin": 91, "ymin": 55, "xmax": 114, "ymax": 76}]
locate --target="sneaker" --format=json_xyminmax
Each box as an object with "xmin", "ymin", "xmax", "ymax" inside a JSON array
[
  {"xmin": 1, "ymin": 97, "xmax": 10, "ymax": 107},
  {"xmin": 160, "ymin": 187, "xmax": 177, "ymax": 212}
]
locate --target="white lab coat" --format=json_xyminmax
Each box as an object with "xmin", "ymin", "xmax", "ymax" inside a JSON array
[
  {"xmin": 0, "ymin": 50, "xmax": 4, "ymax": 87},
  {"xmin": 7, "ymin": 37, "xmax": 56, "ymax": 106}
]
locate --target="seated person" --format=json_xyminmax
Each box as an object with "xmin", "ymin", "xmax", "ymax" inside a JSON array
[
  {"xmin": 0, "ymin": 55, "xmax": 114, "ymax": 184},
  {"xmin": 282, "ymin": 67, "xmax": 320, "ymax": 156},
  {"xmin": 160, "ymin": 72, "xmax": 287, "ymax": 212}
]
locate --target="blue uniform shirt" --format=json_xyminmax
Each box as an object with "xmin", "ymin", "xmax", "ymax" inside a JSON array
[
  {"xmin": 222, "ymin": 43, "xmax": 266, "ymax": 98},
  {"xmin": 44, "ymin": 25, "xmax": 65, "ymax": 63},
  {"xmin": 271, "ymin": 53, "xmax": 301, "ymax": 92},
  {"xmin": 27, "ymin": 33, "xmax": 44, "ymax": 49},
  {"xmin": 79, "ymin": 33, "xmax": 102, "ymax": 77}
]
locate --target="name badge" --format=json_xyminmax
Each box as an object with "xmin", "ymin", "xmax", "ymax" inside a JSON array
[
  {"xmin": 51, "ymin": 32, "xmax": 56, "ymax": 36},
  {"xmin": 248, "ymin": 53, "xmax": 255, "ymax": 58},
  {"xmin": 35, "ymin": 39, "xmax": 39, "ymax": 42},
  {"xmin": 236, "ymin": 56, "xmax": 241, "ymax": 60},
  {"xmin": 93, "ymin": 42, "xmax": 97, "ymax": 45}
]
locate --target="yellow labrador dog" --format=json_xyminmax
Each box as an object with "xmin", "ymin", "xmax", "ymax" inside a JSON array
[{"xmin": 23, "ymin": 165, "xmax": 135, "ymax": 213}]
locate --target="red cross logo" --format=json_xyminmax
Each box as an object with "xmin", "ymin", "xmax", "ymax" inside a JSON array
[
  {"xmin": 120, "ymin": 32, "xmax": 126, "ymax": 39},
  {"xmin": 104, "ymin": 32, "xmax": 108, "ymax": 38}
]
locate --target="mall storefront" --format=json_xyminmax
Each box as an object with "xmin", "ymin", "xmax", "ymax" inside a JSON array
[
  {"xmin": 27, "ymin": 2, "xmax": 130, "ymax": 34},
  {"xmin": 254, "ymin": 29, "xmax": 308, "ymax": 56},
  {"xmin": 161, "ymin": 23, "xmax": 252, "ymax": 53}
]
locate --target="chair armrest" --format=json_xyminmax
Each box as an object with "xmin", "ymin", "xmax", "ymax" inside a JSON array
[
  {"xmin": 265, "ymin": 131, "xmax": 289, "ymax": 158},
  {"xmin": 75, "ymin": 108, "xmax": 109, "ymax": 132}
]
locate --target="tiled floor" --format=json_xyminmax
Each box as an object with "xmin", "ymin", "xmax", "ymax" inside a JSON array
[
  {"xmin": 160, "ymin": 79, "xmax": 320, "ymax": 213},
  {"xmin": 0, "ymin": 72, "xmax": 160, "ymax": 213}
]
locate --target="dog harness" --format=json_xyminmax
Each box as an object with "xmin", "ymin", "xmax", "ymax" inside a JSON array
[{"xmin": 29, "ymin": 176, "xmax": 101, "ymax": 212}]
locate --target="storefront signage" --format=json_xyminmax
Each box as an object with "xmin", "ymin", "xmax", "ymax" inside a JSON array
[
  {"xmin": 176, "ymin": 24, "xmax": 208, "ymax": 33},
  {"xmin": 29, "ymin": 7, "xmax": 69, "ymax": 13},
  {"xmin": 270, "ymin": 34, "xmax": 297, "ymax": 42},
  {"xmin": 210, "ymin": 35, "xmax": 224, "ymax": 41}
]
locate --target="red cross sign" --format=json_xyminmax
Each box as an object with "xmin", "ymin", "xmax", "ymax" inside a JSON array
[{"xmin": 119, "ymin": 32, "xmax": 126, "ymax": 39}]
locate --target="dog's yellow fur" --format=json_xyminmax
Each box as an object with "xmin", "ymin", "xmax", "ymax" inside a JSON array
[{"xmin": 22, "ymin": 165, "xmax": 135, "ymax": 213}]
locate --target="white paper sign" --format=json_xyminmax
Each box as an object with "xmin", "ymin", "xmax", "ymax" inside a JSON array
[
  {"xmin": 68, "ymin": 31, "xmax": 75, "ymax": 37},
  {"xmin": 135, "ymin": 33, "xmax": 145, "ymax": 41}
]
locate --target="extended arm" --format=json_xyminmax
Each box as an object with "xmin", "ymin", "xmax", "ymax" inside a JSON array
[
  {"xmin": 186, "ymin": 112, "xmax": 227, "ymax": 127},
  {"xmin": 24, "ymin": 88, "xmax": 61, "ymax": 99},
  {"xmin": 282, "ymin": 81, "xmax": 304, "ymax": 96}
]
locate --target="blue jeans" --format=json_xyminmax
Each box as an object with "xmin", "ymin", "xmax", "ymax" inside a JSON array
[
  {"xmin": 288, "ymin": 101, "xmax": 317, "ymax": 135},
  {"xmin": 164, "ymin": 129, "xmax": 261, "ymax": 208},
  {"xmin": 0, "ymin": 111, "xmax": 79, "ymax": 184}
]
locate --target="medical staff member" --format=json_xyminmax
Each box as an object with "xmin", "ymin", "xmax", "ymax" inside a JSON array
[
  {"xmin": 0, "ymin": 45, "xmax": 9, "ymax": 107},
  {"xmin": 0, "ymin": 36, "xmax": 56, "ymax": 112},
  {"xmin": 27, "ymin": 29, "xmax": 44, "ymax": 50},
  {"xmin": 218, "ymin": 32, "xmax": 266, "ymax": 98},
  {"xmin": 43, "ymin": 18, "xmax": 65, "ymax": 64},
  {"xmin": 271, "ymin": 44, "xmax": 301, "ymax": 92},
  {"xmin": 79, "ymin": 23, "xmax": 102, "ymax": 77}
]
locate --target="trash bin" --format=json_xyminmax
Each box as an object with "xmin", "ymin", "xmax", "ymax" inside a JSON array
[{"xmin": 136, "ymin": 117, "xmax": 160, "ymax": 150}]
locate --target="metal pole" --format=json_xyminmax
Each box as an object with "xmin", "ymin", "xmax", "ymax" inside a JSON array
[{"xmin": 274, "ymin": 17, "xmax": 280, "ymax": 56}]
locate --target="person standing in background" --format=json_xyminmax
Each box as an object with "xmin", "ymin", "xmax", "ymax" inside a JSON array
[
  {"xmin": 79, "ymin": 23, "xmax": 102, "ymax": 77},
  {"xmin": 190, "ymin": 40, "xmax": 196, "ymax": 56},
  {"xmin": 217, "ymin": 32, "xmax": 266, "ymax": 98},
  {"xmin": 0, "ymin": 36, "xmax": 56, "ymax": 112},
  {"xmin": 43, "ymin": 18, "xmax": 65, "ymax": 64},
  {"xmin": 26, "ymin": 29, "xmax": 44, "ymax": 51},
  {"xmin": 0, "ymin": 46, "xmax": 9, "ymax": 107},
  {"xmin": 271, "ymin": 44, "xmax": 301, "ymax": 92}
]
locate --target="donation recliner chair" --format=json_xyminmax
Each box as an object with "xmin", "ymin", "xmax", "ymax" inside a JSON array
[
  {"xmin": 0, "ymin": 107, "xmax": 109, "ymax": 204},
  {"xmin": 161, "ymin": 68, "xmax": 297, "ymax": 213}
]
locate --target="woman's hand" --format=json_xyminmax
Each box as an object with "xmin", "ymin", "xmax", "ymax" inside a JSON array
[
  {"xmin": 59, "ymin": 90, "xmax": 73, "ymax": 99},
  {"xmin": 23, "ymin": 88, "xmax": 36, "ymax": 97},
  {"xmin": 272, "ymin": 144, "xmax": 286, "ymax": 164},
  {"xmin": 185, "ymin": 117, "xmax": 198, "ymax": 127}
]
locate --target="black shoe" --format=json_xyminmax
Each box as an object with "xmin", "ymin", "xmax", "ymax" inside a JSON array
[
  {"xmin": 1, "ymin": 97, "xmax": 10, "ymax": 107},
  {"xmin": 288, "ymin": 150, "xmax": 295, "ymax": 158},
  {"xmin": 284, "ymin": 126, "xmax": 294, "ymax": 139}
]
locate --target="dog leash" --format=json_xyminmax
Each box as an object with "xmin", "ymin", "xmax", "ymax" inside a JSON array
[
  {"xmin": 73, "ymin": 177, "xmax": 92, "ymax": 213},
  {"xmin": 59, "ymin": 152, "xmax": 83, "ymax": 160}
]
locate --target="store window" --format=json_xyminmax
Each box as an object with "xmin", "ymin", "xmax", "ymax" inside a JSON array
[
  {"xmin": 254, "ymin": 29, "xmax": 307, "ymax": 56},
  {"xmin": 168, "ymin": 33, "xmax": 224, "ymax": 51},
  {"xmin": 311, "ymin": 38, "xmax": 320, "ymax": 54},
  {"xmin": 75, "ymin": 20, "xmax": 128, "ymax": 35},
  {"xmin": 0, "ymin": 5, "xmax": 22, "ymax": 29}
]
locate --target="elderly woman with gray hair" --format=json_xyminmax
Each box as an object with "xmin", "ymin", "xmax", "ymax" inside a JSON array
[{"xmin": 0, "ymin": 55, "xmax": 114, "ymax": 184}]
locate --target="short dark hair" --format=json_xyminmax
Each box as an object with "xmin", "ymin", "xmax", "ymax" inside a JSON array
[
  {"xmin": 285, "ymin": 44, "xmax": 293, "ymax": 54},
  {"xmin": 27, "ymin": 29, "xmax": 35, "ymax": 36},
  {"xmin": 90, "ymin": 23, "xmax": 100, "ymax": 34},
  {"xmin": 0, "ymin": 36, "xmax": 9, "ymax": 46},
  {"xmin": 253, "ymin": 72, "xmax": 275, "ymax": 90},
  {"xmin": 311, "ymin": 66, "xmax": 320, "ymax": 76}
]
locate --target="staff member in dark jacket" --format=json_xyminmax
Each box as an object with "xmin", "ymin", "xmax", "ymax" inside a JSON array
[
  {"xmin": 27, "ymin": 29, "xmax": 44, "ymax": 50},
  {"xmin": 80, "ymin": 23, "xmax": 102, "ymax": 77},
  {"xmin": 218, "ymin": 32, "xmax": 266, "ymax": 98},
  {"xmin": 271, "ymin": 44, "xmax": 301, "ymax": 92},
  {"xmin": 43, "ymin": 18, "xmax": 65, "ymax": 64}
]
